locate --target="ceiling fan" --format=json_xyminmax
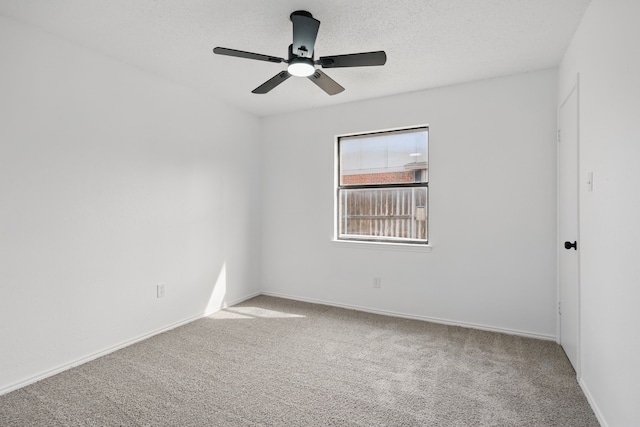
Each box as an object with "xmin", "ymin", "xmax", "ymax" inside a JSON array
[{"xmin": 213, "ymin": 10, "xmax": 387, "ymax": 95}]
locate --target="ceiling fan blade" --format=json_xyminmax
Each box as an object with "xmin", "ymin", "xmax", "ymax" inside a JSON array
[
  {"xmin": 290, "ymin": 11, "xmax": 320, "ymax": 58},
  {"xmin": 318, "ymin": 51, "xmax": 387, "ymax": 68},
  {"xmin": 307, "ymin": 70, "xmax": 344, "ymax": 96},
  {"xmin": 213, "ymin": 47, "xmax": 284, "ymax": 64},
  {"xmin": 252, "ymin": 71, "xmax": 292, "ymax": 94}
]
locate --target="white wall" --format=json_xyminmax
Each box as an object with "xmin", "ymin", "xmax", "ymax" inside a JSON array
[
  {"xmin": 0, "ymin": 16, "xmax": 261, "ymax": 393},
  {"xmin": 261, "ymin": 69, "xmax": 558, "ymax": 338},
  {"xmin": 559, "ymin": 0, "xmax": 640, "ymax": 425}
]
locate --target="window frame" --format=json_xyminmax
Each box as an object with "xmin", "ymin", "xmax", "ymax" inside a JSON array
[{"xmin": 335, "ymin": 125, "xmax": 429, "ymax": 246}]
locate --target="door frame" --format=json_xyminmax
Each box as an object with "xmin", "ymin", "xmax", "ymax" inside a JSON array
[{"xmin": 557, "ymin": 72, "xmax": 581, "ymax": 377}]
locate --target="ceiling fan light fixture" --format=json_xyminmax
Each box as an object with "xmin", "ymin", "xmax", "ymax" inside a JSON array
[
  {"xmin": 213, "ymin": 10, "xmax": 386, "ymax": 94},
  {"xmin": 287, "ymin": 58, "xmax": 315, "ymax": 77}
]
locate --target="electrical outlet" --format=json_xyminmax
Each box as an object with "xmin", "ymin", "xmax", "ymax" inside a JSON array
[
  {"xmin": 373, "ymin": 277, "xmax": 381, "ymax": 289},
  {"xmin": 157, "ymin": 284, "xmax": 165, "ymax": 298}
]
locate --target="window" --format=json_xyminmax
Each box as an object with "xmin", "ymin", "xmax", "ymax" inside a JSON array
[{"xmin": 336, "ymin": 126, "xmax": 429, "ymax": 244}]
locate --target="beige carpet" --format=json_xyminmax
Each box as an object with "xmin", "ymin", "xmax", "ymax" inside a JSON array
[{"xmin": 0, "ymin": 296, "xmax": 598, "ymax": 426}]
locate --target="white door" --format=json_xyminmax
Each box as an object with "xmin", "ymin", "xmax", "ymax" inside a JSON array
[{"xmin": 558, "ymin": 80, "xmax": 580, "ymax": 373}]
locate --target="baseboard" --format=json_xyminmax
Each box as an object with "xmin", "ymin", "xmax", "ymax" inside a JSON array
[
  {"xmin": 260, "ymin": 291, "xmax": 556, "ymax": 341},
  {"xmin": 579, "ymin": 378, "xmax": 608, "ymax": 427},
  {"xmin": 0, "ymin": 291, "xmax": 261, "ymax": 397}
]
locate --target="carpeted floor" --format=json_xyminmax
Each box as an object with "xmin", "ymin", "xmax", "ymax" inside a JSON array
[{"xmin": 1, "ymin": 296, "xmax": 599, "ymax": 426}]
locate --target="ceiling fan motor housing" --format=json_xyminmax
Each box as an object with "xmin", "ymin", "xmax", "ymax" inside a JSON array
[
  {"xmin": 289, "ymin": 10, "xmax": 318, "ymax": 58},
  {"xmin": 288, "ymin": 43, "xmax": 313, "ymax": 61}
]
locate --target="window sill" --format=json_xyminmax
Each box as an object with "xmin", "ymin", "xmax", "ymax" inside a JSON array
[{"xmin": 331, "ymin": 239, "xmax": 433, "ymax": 253}]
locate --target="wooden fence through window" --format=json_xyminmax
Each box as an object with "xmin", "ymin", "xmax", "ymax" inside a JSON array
[{"xmin": 339, "ymin": 187, "xmax": 427, "ymax": 241}]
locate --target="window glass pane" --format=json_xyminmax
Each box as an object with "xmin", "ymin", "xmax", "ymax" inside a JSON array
[
  {"xmin": 340, "ymin": 128, "xmax": 428, "ymax": 186},
  {"xmin": 338, "ymin": 187, "xmax": 428, "ymax": 242}
]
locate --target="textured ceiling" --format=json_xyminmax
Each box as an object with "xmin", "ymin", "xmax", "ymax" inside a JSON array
[{"xmin": 0, "ymin": 0, "xmax": 590, "ymax": 117}]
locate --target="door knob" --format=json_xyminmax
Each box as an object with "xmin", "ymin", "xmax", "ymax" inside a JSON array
[{"xmin": 564, "ymin": 241, "xmax": 577, "ymax": 250}]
